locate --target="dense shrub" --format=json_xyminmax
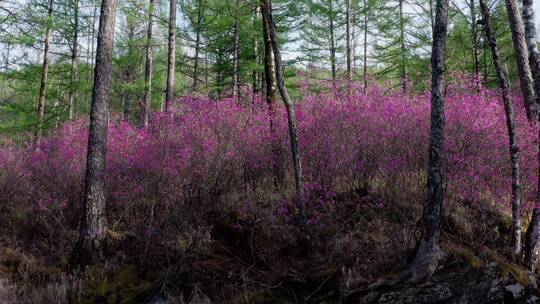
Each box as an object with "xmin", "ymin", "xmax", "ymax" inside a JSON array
[{"xmin": 0, "ymin": 80, "xmax": 537, "ymax": 254}]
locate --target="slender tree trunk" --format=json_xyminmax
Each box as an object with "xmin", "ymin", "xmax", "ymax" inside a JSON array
[
  {"xmin": 205, "ymin": 50, "xmax": 209, "ymax": 93},
  {"xmin": 71, "ymin": 0, "xmax": 117, "ymax": 269},
  {"xmin": 480, "ymin": 0, "xmax": 522, "ymax": 260},
  {"xmin": 346, "ymin": 0, "xmax": 353, "ymax": 82},
  {"xmin": 399, "ymin": 0, "xmax": 407, "ymax": 92},
  {"xmin": 35, "ymin": 0, "xmax": 54, "ymax": 144},
  {"xmin": 165, "ymin": 0, "xmax": 177, "ymax": 111},
  {"xmin": 68, "ymin": 0, "xmax": 79, "ymax": 120},
  {"xmin": 522, "ymin": 0, "xmax": 540, "ymax": 270},
  {"xmin": 523, "ymin": 0, "xmax": 540, "ymax": 101},
  {"xmin": 329, "ymin": 0, "xmax": 336, "ymax": 81},
  {"xmin": 261, "ymin": 0, "xmax": 307, "ymax": 239},
  {"xmin": 232, "ymin": 0, "xmax": 241, "ymax": 97},
  {"xmin": 253, "ymin": 6, "xmax": 260, "ymax": 94},
  {"xmin": 193, "ymin": 0, "xmax": 204, "ymax": 93},
  {"xmin": 122, "ymin": 20, "xmax": 135, "ymax": 121},
  {"xmin": 363, "ymin": 0, "xmax": 368, "ymax": 93},
  {"xmin": 407, "ymin": 0, "xmax": 449, "ymax": 282},
  {"xmin": 193, "ymin": 32, "xmax": 201, "ymax": 92},
  {"xmin": 142, "ymin": 0, "xmax": 155, "ymax": 127},
  {"xmin": 261, "ymin": 0, "xmax": 279, "ymax": 182},
  {"xmin": 262, "ymin": 3, "xmax": 276, "ymax": 106},
  {"xmin": 505, "ymin": 0, "xmax": 536, "ymax": 121},
  {"xmin": 469, "ymin": 0, "xmax": 480, "ymax": 82},
  {"xmin": 88, "ymin": 0, "xmax": 98, "ymax": 108}
]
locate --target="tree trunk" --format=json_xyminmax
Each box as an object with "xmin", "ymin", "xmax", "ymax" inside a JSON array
[
  {"xmin": 71, "ymin": 0, "xmax": 117, "ymax": 269},
  {"xmin": 262, "ymin": 3, "xmax": 276, "ymax": 106},
  {"xmin": 480, "ymin": 0, "xmax": 522, "ymax": 260},
  {"xmin": 346, "ymin": 0, "xmax": 353, "ymax": 82},
  {"xmin": 329, "ymin": 0, "xmax": 336, "ymax": 81},
  {"xmin": 122, "ymin": 20, "xmax": 136, "ymax": 121},
  {"xmin": 407, "ymin": 0, "xmax": 449, "ymax": 282},
  {"xmin": 142, "ymin": 0, "xmax": 155, "ymax": 127},
  {"xmin": 193, "ymin": 0, "xmax": 204, "ymax": 93},
  {"xmin": 522, "ymin": 0, "xmax": 540, "ymax": 270},
  {"xmin": 165, "ymin": 0, "xmax": 176, "ymax": 111},
  {"xmin": 232, "ymin": 0, "xmax": 241, "ymax": 98},
  {"xmin": 68, "ymin": 0, "xmax": 79, "ymax": 120},
  {"xmin": 253, "ymin": 5, "xmax": 260, "ymax": 95},
  {"xmin": 261, "ymin": 0, "xmax": 307, "ymax": 239},
  {"xmin": 363, "ymin": 0, "xmax": 368, "ymax": 93},
  {"xmin": 35, "ymin": 0, "xmax": 54, "ymax": 144},
  {"xmin": 469, "ymin": 0, "xmax": 480, "ymax": 83},
  {"xmin": 505, "ymin": 0, "xmax": 536, "ymax": 121},
  {"xmin": 399, "ymin": 0, "xmax": 407, "ymax": 92}
]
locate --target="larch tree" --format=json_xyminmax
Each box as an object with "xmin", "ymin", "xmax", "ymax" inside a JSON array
[
  {"xmin": 232, "ymin": 0, "xmax": 241, "ymax": 97},
  {"xmin": 260, "ymin": 0, "xmax": 308, "ymax": 237},
  {"xmin": 142, "ymin": 0, "xmax": 155, "ymax": 127},
  {"xmin": 346, "ymin": 0, "xmax": 353, "ymax": 82},
  {"xmin": 522, "ymin": 0, "xmax": 540, "ymax": 271},
  {"xmin": 479, "ymin": 0, "xmax": 522, "ymax": 260},
  {"xmin": 407, "ymin": 0, "xmax": 448, "ymax": 282},
  {"xmin": 72, "ymin": 0, "xmax": 118, "ymax": 268},
  {"xmin": 68, "ymin": 0, "xmax": 79, "ymax": 120},
  {"xmin": 165, "ymin": 0, "xmax": 177, "ymax": 111},
  {"xmin": 35, "ymin": 0, "xmax": 55, "ymax": 144}
]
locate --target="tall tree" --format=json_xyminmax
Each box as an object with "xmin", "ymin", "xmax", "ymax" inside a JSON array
[
  {"xmin": 72, "ymin": 0, "xmax": 118, "ymax": 268},
  {"xmin": 480, "ymin": 0, "xmax": 522, "ymax": 260},
  {"xmin": 68, "ymin": 0, "xmax": 79, "ymax": 120},
  {"xmin": 398, "ymin": 0, "xmax": 407, "ymax": 92},
  {"xmin": 505, "ymin": 0, "xmax": 536, "ymax": 120},
  {"xmin": 260, "ymin": 0, "xmax": 307, "ymax": 235},
  {"xmin": 407, "ymin": 0, "xmax": 448, "ymax": 282},
  {"xmin": 522, "ymin": 0, "xmax": 540, "ymax": 271},
  {"xmin": 232, "ymin": 0, "xmax": 241, "ymax": 97},
  {"xmin": 142, "ymin": 0, "xmax": 155, "ymax": 127},
  {"xmin": 362, "ymin": 0, "xmax": 368, "ymax": 92},
  {"xmin": 346, "ymin": 0, "xmax": 353, "ymax": 81},
  {"xmin": 165, "ymin": 0, "xmax": 177, "ymax": 111},
  {"xmin": 35, "ymin": 0, "xmax": 55, "ymax": 144}
]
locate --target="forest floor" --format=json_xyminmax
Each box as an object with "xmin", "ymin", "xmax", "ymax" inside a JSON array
[{"xmin": 1, "ymin": 187, "xmax": 540, "ymax": 303}]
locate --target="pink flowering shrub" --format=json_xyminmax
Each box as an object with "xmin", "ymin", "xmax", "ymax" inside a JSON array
[{"xmin": 0, "ymin": 79, "xmax": 537, "ymax": 246}]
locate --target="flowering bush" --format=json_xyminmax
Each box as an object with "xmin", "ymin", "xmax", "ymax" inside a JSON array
[{"xmin": 0, "ymin": 80, "xmax": 537, "ymax": 241}]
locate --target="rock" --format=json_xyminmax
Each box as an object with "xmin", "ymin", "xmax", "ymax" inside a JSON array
[
  {"xmin": 525, "ymin": 295, "xmax": 540, "ymax": 304},
  {"xmin": 147, "ymin": 294, "xmax": 168, "ymax": 304},
  {"xmin": 504, "ymin": 283, "xmax": 525, "ymax": 301}
]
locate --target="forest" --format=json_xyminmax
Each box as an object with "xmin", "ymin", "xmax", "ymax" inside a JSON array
[{"xmin": 4, "ymin": 0, "xmax": 540, "ymax": 303}]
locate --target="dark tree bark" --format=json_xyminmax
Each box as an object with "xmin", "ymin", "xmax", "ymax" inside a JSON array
[
  {"xmin": 329, "ymin": 0, "xmax": 336, "ymax": 81},
  {"xmin": 480, "ymin": 0, "xmax": 522, "ymax": 260},
  {"xmin": 142, "ymin": 0, "xmax": 155, "ymax": 127},
  {"xmin": 35, "ymin": 0, "xmax": 54, "ymax": 144},
  {"xmin": 122, "ymin": 19, "xmax": 136, "ymax": 121},
  {"xmin": 407, "ymin": 0, "xmax": 448, "ymax": 282},
  {"xmin": 165, "ymin": 0, "xmax": 177, "ymax": 111},
  {"xmin": 192, "ymin": 0, "xmax": 205, "ymax": 93},
  {"xmin": 346, "ymin": 0, "xmax": 353, "ymax": 82},
  {"xmin": 468, "ymin": 0, "xmax": 480, "ymax": 82},
  {"xmin": 505, "ymin": 0, "xmax": 536, "ymax": 120},
  {"xmin": 232, "ymin": 0, "xmax": 241, "ymax": 97},
  {"xmin": 260, "ymin": 0, "xmax": 306, "ymax": 226},
  {"xmin": 71, "ymin": 0, "xmax": 117, "ymax": 269},
  {"xmin": 363, "ymin": 0, "xmax": 368, "ymax": 93},
  {"xmin": 399, "ymin": 0, "xmax": 407, "ymax": 92},
  {"xmin": 68, "ymin": 0, "xmax": 79, "ymax": 120},
  {"xmin": 252, "ymin": 5, "xmax": 260, "ymax": 94}
]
